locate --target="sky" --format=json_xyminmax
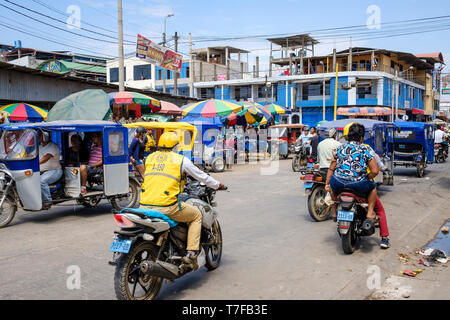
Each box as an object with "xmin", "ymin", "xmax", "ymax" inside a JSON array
[{"xmin": 1, "ymin": 0, "xmax": 450, "ymax": 77}]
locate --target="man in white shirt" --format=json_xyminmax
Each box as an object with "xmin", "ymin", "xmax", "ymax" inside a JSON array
[
  {"xmin": 435, "ymin": 127, "xmax": 445, "ymax": 144},
  {"xmin": 39, "ymin": 130, "xmax": 63, "ymax": 209},
  {"xmin": 318, "ymin": 128, "xmax": 341, "ymax": 170},
  {"xmin": 297, "ymin": 127, "xmax": 313, "ymax": 155}
]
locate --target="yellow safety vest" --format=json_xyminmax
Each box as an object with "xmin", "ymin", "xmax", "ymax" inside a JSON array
[
  {"xmin": 140, "ymin": 151, "xmax": 185, "ymax": 207},
  {"xmin": 145, "ymin": 134, "xmax": 156, "ymax": 152}
]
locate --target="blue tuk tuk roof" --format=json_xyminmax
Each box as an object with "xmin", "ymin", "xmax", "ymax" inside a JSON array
[
  {"xmin": 394, "ymin": 121, "xmax": 433, "ymax": 129},
  {"xmin": 318, "ymin": 119, "xmax": 393, "ymax": 131},
  {"xmin": 0, "ymin": 120, "xmax": 122, "ymax": 132}
]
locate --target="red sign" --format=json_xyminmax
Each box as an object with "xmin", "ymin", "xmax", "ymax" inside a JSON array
[{"xmin": 136, "ymin": 34, "xmax": 182, "ymax": 73}]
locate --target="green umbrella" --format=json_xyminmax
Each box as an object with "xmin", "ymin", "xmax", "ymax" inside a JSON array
[{"xmin": 47, "ymin": 89, "xmax": 111, "ymax": 121}]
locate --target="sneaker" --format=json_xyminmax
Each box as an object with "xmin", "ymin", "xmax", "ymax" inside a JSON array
[
  {"xmin": 380, "ymin": 238, "xmax": 391, "ymax": 249},
  {"xmin": 182, "ymin": 251, "xmax": 199, "ymax": 269}
]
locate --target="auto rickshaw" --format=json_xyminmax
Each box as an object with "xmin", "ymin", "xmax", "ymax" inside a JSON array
[
  {"xmin": 317, "ymin": 119, "xmax": 396, "ymax": 186},
  {"xmin": 392, "ymin": 121, "xmax": 435, "ymax": 177},
  {"xmin": 268, "ymin": 124, "xmax": 305, "ymax": 159},
  {"xmin": 125, "ymin": 122, "xmax": 197, "ymax": 160},
  {"xmin": 0, "ymin": 120, "xmax": 139, "ymax": 228}
]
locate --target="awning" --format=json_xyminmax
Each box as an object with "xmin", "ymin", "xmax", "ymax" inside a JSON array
[
  {"xmin": 411, "ymin": 108, "xmax": 425, "ymax": 115},
  {"xmin": 337, "ymin": 107, "xmax": 405, "ymax": 116},
  {"xmin": 141, "ymin": 114, "xmax": 172, "ymax": 122}
]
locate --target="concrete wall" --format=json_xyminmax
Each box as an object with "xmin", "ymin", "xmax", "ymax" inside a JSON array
[{"xmin": 107, "ymin": 57, "xmax": 156, "ymax": 90}]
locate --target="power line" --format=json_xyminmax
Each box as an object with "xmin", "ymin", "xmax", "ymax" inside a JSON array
[
  {"xmin": 0, "ymin": 21, "xmax": 118, "ymax": 58},
  {"xmin": 0, "ymin": 2, "xmax": 134, "ymax": 46},
  {"xmin": 29, "ymin": 0, "xmax": 138, "ymax": 40}
]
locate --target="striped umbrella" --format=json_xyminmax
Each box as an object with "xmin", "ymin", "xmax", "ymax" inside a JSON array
[
  {"xmin": 221, "ymin": 113, "xmax": 238, "ymax": 126},
  {"xmin": 237, "ymin": 106, "xmax": 265, "ymax": 124},
  {"xmin": 266, "ymin": 103, "xmax": 290, "ymax": 115},
  {"xmin": 181, "ymin": 99, "xmax": 242, "ymax": 118},
  {"xmin": 0, "ymin": 103, "xmax": 48, "ymax": 122},
  {"xmin": 109, "ymin": 91, "xmax": 161, "ymax": 112}
]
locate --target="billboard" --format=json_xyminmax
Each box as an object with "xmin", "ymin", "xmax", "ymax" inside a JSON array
[{"xmin": 136, "ymin": 34, "xmax": 182, "ymax": 73}]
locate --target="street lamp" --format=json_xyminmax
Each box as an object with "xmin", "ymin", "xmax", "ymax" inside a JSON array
[
  {"xmin": 162, "ymin": 13, "xmax": 174, "ymax": 93},
  {"xmin": 320, "ymin": 61, "xmax": 326, "ymax": 121}
]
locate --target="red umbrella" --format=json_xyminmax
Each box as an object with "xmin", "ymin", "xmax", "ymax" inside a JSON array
[{"xmin": 158, "ymin": 101, "xmax": 182, "ymax": 115}]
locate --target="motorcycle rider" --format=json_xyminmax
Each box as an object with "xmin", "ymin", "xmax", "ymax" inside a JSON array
[
  {"xmin": 139, "ymin": 132, "xmax": 225, "ymax": 268},
  {"xmin": 297, "ymin": 126, "xmax": 313, "ymax": 155},
  {"xmin": 317, "ymin": 128, "xmax": 341, "ymax": 175},
  {"xmin": 435, "ymin": 126, "xmax": 448, "ymax": 158}
]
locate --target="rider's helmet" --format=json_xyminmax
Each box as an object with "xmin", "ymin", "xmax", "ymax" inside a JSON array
[
  {"xmin": 136, "ymin": 127, "xmax": 147, "ymax": 135},
  {"xmin": 343, "ymin": 122, "xmax": 356, "ymax": 140},
  {"xmin": 158, "ymin": 132, "xmax": 179, "ymax": 149},
  {"xmin": 325, "ymin": 128, "xmax": 337, "ymax": 139}
]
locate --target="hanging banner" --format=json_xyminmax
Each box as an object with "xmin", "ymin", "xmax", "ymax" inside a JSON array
[{"xmin": 136, "ymin": 34, "xmax": 182, "ymax": 73}]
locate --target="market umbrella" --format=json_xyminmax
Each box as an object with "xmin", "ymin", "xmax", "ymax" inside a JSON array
[
  {"xmin": 181, "ymin": 99, "xmax": 242, "ymax": 118},
  {"xmin": 47, "ymin": 89, "xmax": 111, "ymax": 121},
  {"xmin": 109, "ymin": 91, "xmax": 161, "ymax": 112},
  {"xmin": 0, "ymin": 103, "xmax": 48, "ymax": 122},
  {"xmin": 266, "ymin": 103, "xmax": 290, "ymax": 115},
  {"xmin": 236, "ymin": 106, "xmax": 265, "ymax": 124},
  {"xmin": 157, "ymin": 101, "xmax": 182, "ymax": 115},
  {"xmin": 221, "ymin": 113, "xmax": 238, "ymax": 126}
]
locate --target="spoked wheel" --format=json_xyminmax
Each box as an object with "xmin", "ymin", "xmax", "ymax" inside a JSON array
[
  {"xmin": 341, "ymin": 226, "xmax": 358, "ymax": 255},
  {"xmin": 211, "ymin": 157, "xmax": 225, "ymax": 173},
  {"xmin": 110, "ymin": 179, "xmax": 140, "ymax": 210},
  {"xmin": 205, "ymin": 220, "xmax": 223, "ymax": 270},
  {"xmin": 0, "ymin": 196, "xmax": 17, "ymax": 228},
  {"xmin": 114, "ymin": 242, "xmax": 163, "ymax": 300},
  {"xmin": 416, "ymin": 161, "xmax": 425, "ymax": 178},
  {"xmin": 307, "ymin": 186, "xmax": 331, "ymax": 222},
  {"xmin": 292, "ymin": 156, "xmax": 302, "ymax": 172}
]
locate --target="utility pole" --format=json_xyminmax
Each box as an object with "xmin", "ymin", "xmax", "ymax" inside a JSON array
[
  {"xmin": 162, "ymin": 14, "xmax": 174, "ymax": 94},
  {"xmin": 118, "ymin": 0, "xmax": 125, "ymax": 92},
  {"xmin": 189, "ymin": 33, "xmax": 193, "ymax": 97},
  {"xmin": 174, "ymin": 31, "xmax": 178, "ymax": 96}
]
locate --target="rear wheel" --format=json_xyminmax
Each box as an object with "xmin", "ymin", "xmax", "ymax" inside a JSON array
[
  {"xmin": 211, "ymin": 157, "xmax": 225, "ymax": 173},
  {"xmin": 341, "ymin": 226, "xmax": 358, "ymax": 254},
  {"xmin": 308, "ymin": 186, "xmax": 331, "ymax": 222},
  {"xmin": 110, "ymin": 179, "xmax": 140, "ymax": 210},
  {"xmin": 0, "ymin": 196, "xmax": 17, "ymax": 228},
  {"xmin": 205, "ymin": 220, "xmax": 222, "ymax": 270},
  {"xmin": 114, "ymin": 242, "xmax": 163, "ymax": 300},
  {"xmin": 77, "ymin": 196, "xmax": 102, "ymax": 208}
]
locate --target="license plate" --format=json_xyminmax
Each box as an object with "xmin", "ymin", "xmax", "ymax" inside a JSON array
[
  {"xmin": 303, "ymin": 182, "xmax": 314, "ymax": 189},
  {"xmin": 109, "ymin": 238, "xmax": 132, "ymax": 254},
  {"xmin": 307, "ymin": 163, "xmax": 313, "ymax": 168},
  {"xmin": 399, "ymin": 145, "xmax": 406, "ymax": 149},
  {"xmin": 337, "ymin": 211, "xmax": 355, "ymax": 222}
]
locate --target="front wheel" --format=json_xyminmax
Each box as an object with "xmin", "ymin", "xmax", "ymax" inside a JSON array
[
  {"xmin": 211, "ymin": 157, "xmax": 225, "ymax": 173},
  {"xmin": 341, "ymin": 226, "xmax": 357, "ymax": 254},
  {"xmin": 292, "ymin": 155, "xmax": 301, "ymax": 172},
  {"xmin": 307, "ymin": 186, "xmax": 331, "ymax": 222},
  {"xmin": 110, "ymin": 179, "xmax": 140, "ymax": 210},
  {"xmin": 114, "ymin": 241, "xmax": 163, "ymax": 300},
  {"xmin": 0, "ymin": 196, "xmax": 17, "ymax": 228},
  {"xmin": 205, "ymin": 220, "xmax": 223, "ymax": 270}
]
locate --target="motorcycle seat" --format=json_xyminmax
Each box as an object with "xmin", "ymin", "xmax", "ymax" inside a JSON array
[
  {"xmin": 120, "ymin": 208, "xmax": 178, "ymax": 228},
  {"xmin": 338, "ymin": 189, "xmax": 368, "ymax": 203}
]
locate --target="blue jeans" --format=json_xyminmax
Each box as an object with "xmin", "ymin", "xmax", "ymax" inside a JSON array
[
  {"xmin": 330, "ymin": 175, "xmax": 376, "ymax": 196},
  {"xmin": 41, "ymin": 168, "xmax": 63, "ymax": 203}
]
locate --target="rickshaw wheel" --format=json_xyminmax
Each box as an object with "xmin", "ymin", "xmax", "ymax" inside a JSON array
[
  {"xmin": 0, "ymin": 196, "xmax": 17, "ymax": 228},
  {"xmin": 77, "ymin": 196, "xmax": 101, "ymax": 208},
  {"xmin": 110, "ymin": 179, "xmax": 140, "ymax": 210}
]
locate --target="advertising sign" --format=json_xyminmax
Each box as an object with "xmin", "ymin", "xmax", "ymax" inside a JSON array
[{"xmin": 136, "ymin": 34, "xmax": 182, "ymax": 73}]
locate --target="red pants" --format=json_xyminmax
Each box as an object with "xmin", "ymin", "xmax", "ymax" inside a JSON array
[{"xmin": 375, "ymin": 196, "xmax": 389, "ymax": 237}]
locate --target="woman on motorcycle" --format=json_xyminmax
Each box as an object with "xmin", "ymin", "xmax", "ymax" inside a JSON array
[{"xmin": 325, "ymin": 123, "xmax": 379, "ymax": 223}]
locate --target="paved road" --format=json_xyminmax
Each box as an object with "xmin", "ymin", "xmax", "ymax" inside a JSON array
[{"xmin": 0, "ymin": 159, "xmax": 448, "ymax": 300}]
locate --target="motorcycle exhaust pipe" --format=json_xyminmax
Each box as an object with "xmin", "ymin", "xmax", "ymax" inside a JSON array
[{"xmin": 140, "ymin": 260, "xmax": 179, "ymax": 280}]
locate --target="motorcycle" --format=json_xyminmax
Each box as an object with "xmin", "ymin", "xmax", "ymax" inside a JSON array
[
  {"xmin": 109, "ymin": 178, "xmax": 227, "ymax": 300},
  {"xmin": 336, "ymin": 190, "xmax": 378, "ymax": 254},
  {"xmin": 291, "ymin": 142, "xmax": 310, "ymax": 172},
  {"xmin": 434, "ymin": 143, "xmax": 447, "ymax": 163},
  {"xmin": 300, "ymin": 165, "xmax": 332, "ymax": 222}
]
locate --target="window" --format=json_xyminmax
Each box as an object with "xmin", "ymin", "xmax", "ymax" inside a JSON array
[
  {"xmin": 0, "ymin": 129, "xmax": 37, "ymax": 160},
  {"xmin": 109, "ymin": 67, "xmax": 126, "ymax": 83},
  {"xmin": 158, "ymin": 69, "xmax": 162, "ymax": 80},
  {"xmin": 235, "ymin": 86, "xmax": 252, "ymax": 101},
  {"xmin": 352, "ymin": 62, "xmax": 358, "ymax": 71},
  {"xmin": 134, "ymin": 64, "xmax": 151, "ymax": 80},
  {"xmin": 357, "ymin": 84, "xmax": 372, "ymax": 99},
  {"xmin": 302, "ymin": 82, "xmax": 330, "ymax": 100},
  {"xmin": 167, "ymin": 71, "xmax": 171, "ymax": 80},
  {"xmin": 108, "ymin": 131, "xmax": 124, "ymax": 156},
  {"xmin": 186, "ymin": 66, "xmax": 190, "ymax": 79},
  {"xmin": 200, "ymin": 88, "xmax": 215, "ymax": 99}
]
